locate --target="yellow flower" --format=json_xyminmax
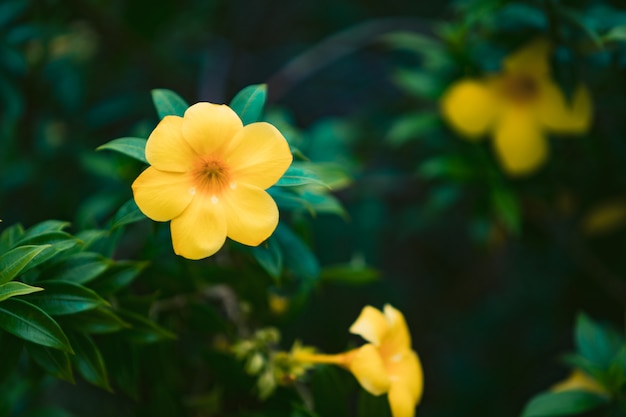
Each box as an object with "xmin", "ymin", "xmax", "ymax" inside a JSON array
[
  {"xmin": 132, "ymin": 102, "xmax": 293, "ymax": 259},
  {"xmin": 551, "ymin": 369, "xmax": 609, "ymax": 397},
  {"xmin": 292, "ymin": 304, "xmax": 424, "ymax": 417},
  {"xmin": 441, "ymin": 40, "xmax": 592, "ymax": 176}
]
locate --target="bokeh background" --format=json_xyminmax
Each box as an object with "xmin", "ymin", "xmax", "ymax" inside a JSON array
[{"xmin": 2, "ymin": 0, "xmax": 626, "ymax": 416}]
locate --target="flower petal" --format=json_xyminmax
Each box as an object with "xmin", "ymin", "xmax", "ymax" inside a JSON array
[
  {"xmin": 440, "ymin": 79, "xmax": 497, "ymax": 139},
  {"xmin": 386, "ymin": 350, "xmax": 424, "ymax": 410},
  {"xmin": 349, "ymin": 305, "xmax": 389, "ymax": 346},
  {"xmin": 132, "ymin": 167, "xmax": 194, "ymax": 221},
  {"xmin": 348, "ymin": 344, "xmax": 391, "ymax": 396},
  {"xmin": 536, "ymin": 82, "xmax": 592, "ymax": 133},
  {"xmin": 383, "ymin": 304, "xmax": 412, "ymax": 353},
  {"xmin": 504, "ymin": 39, "xmax": 550, "ymax": 78},
  {"xmin": 226, "ymin": 122, "xmax": 293, "ymax": 189},
  {"xmin": 170, "ymin": 195, "xmax": 227, "ymax": 260},
  {"xmin": 493, "ymin": 107, "xmax": 548, "ymax": 176},
  {"xmin": 222, "ymin": 183, "xmax": 279, "ymax": 246},
  {"xmin": 145, "ymin": 115, "xmax": 197, "ymax": 172},
  {"xmin": 181, "ymin": 102, "xmax": 243, "ymax": 157}
]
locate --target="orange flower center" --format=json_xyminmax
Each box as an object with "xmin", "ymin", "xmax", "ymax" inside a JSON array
[
  {"xmin": 500, "ymin": 73, "xmax": 539, "ymax": 104},
  {"xmin": 191, "ymin": 156, "xmax": 231, "ymax": 196}
]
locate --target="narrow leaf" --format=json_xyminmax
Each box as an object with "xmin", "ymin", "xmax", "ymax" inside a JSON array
[
  {"xmin": 274, "ymin": 223, "xmax": 320, "ymax": 290},
  {"xmin": 521, "ymin": 390, "xmax": 607, "ymax": 417},
  {"xmin": 96, "ymin": 137, "xmax": 148, "ymax": 164},
  {"xmin": 117, "ymin": 309, "xmax": 177, "ymax": 343},
  {"xmin": 69, "ymin": 332, "xmax": 111, "ymax": 391},
  {"xmin": 26, "ymin": 343, "xmax": 74, "ymax": 382},
  {"xmin": 0, "ymin": 298, "xmax": 73, "ymax": 352},
  {"xmin": 89, "ymin": 260, "xmax": 149, "ymax": 296},
  {"xmin": 24, "ymin": 280, "xmax": 108, "ymax": 316},
  {"xmin": 575, "ymin": 313, "xmax": 622, "ymax": 368},
  {"xmin": 0, "ymin": 281, "xmax": 43, "ymax": 302},
  {"xmin": 109, "ymin": 199, "xmax": 147, "ymax": 230},
  {"xmin": 250, "ymin": 236, "xmax": 283, "ymax": 280},
  {"xmin": 47, "ymin": 252, "xmax": 110, "ymax": 284},
  {"xmin": 275, "ymin": 164, "xmax": 327, "ymax": 187},
  {"xmin": 0, "ymin": 223, "xmax": 24, "ymax": 253},
  {"xmin": 229, "ymin": 84, "xmax": 267, "ymax": 125},
  {"xmin": 151, "ymin": 89, "xmax": 189, "ymax": 119},
  {"xmin": 0, "ymin": 245, "xmax": 50, "ymax": 285},
  {"xmin": 60, "ymin": 307, "xmax": 130, "ymax": 334}
]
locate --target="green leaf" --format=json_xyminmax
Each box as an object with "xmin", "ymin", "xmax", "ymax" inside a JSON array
[
  {"xmin": 418, "ymin": 155, "xmax": 473, "ymax": 181},
  {"xmin": 491, "ymin": 185, "xmax": 520, "ymax": 235},
  {"xmin": 268, "ymin": 187, "xmax": 314, "ymax": 212},
  {"xmin": 60, "ymin": 307, "xmax": 130, "ymax": 334},
  {"xmin": 299, "ymin": 190, "xmax": 348, "ymax": 218},
  {"xmin": 603, "ymin": 25, "xmax": 626, "ymax": 42},
  {"xmin": 575, "ymin": 313, "xmax": 622, "ymax": 369},
  {"xmin": 89, "ymin": 260, "xmax": 149, "ymax": 296},
  {"xmin": 0, "ymin": 245, "xmax": 50, "ymax": 285},
  {"xmin": 274, "ymin": 223, "xmax": 320, "ymax": 290},
  {"xmin": 151, "ymin": 89, "xmax": 189, "ymax": 119},
  {"xmin": 521, "ymin": 390, "xmax": 607, "ymax": 417},
  {"xmin": 109, "ymin": 199, "xmax": 147, "ymax": 230},
  {"xmin": 20, "ymin": 220, "xmax": 70, "ymax": 241},
  {"xmin": 275, "ymin": 164, "xmax": 326, "ymax": 187},
  {"xmin": 26, "ymin": 343, "xmax": 74, "ymax": 383},
  {"xmin": 387, "ymin": 112, "xmax": 440, "ymax": 147},
  {"xmin": 48, "ymin": 252, "xmax": 110, "ymax": 284},
  {"xmin": 250, "ymin": 236, "xmax": 283, "ymax": 280},
  {"xmin": 229, "ymin": 84, "xmax": 267, "ymax": 125},
  {"xmin": 0, "ymin": 223, "xmax": 24, "ymax": 253},
  {"xmin": 0, "ymin": 281, "xmax": 43, "ymax": 302},
  {"xmin": 117, "ymin": 309, "xmax": 177, "ymax": 343},
  {"xmin": 96, "ymin": 137, "xmax": 148, "ymax": 164},
  {"xmin": 69, "ymin": 332, "xmax": 111, "ymax": 391},
  {"xmin": 0, "ymin": 298, "xmax": 73, "ymax": 352},
  {"xmin": 321, "ymin": 263, "xmax": 380, "ymax": 286},
  {"xmin": 24, "ymin": 280, "xmax": 108, "ymax": 316}
]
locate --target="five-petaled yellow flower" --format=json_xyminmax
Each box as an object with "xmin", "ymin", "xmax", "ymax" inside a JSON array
[
  {"xmin": 441, "ymin": 40, "xmax": 592, "ymax": 176},
  {"xmin": 292, "ymin": 304, "xmax": 423, "ymax": 417},
  {"xmin": 132, "ymin": 102, "xmax": 293, "ymax": 260}
]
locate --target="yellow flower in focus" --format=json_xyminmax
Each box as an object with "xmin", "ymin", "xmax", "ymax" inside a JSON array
[
  {"xmin": 551, "ymin": 369, "xmax": 608, "ymax": 397},
  {"xmin": 293, "ymin": 304, "xmax": 424, "ymax": 417},
  {"xmin": 132, "ymin": 103, "xmax": 293, "ymax": 259},
  {"xmin": 441, "ymin": 40, "xmax": 592, "ymax": 176}
]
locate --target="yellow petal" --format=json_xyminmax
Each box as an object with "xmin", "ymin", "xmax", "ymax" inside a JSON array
[
  {"xmin": 223, "ymin": 183, "xmax": 279, "ymax": 246},
  {"xmin": 536, "ymin": 82, "xmax": 592, "ymax": 133},
  {"xmin": 226, "ymin": 122, "xmax": 293, "ymax": 189},
  {"xmin": 348, "ymin": 344, "xmax": 391, "ymax": 396},
  {"xmin": 440, "ymin": 79, "xmax": 497, "ymax": 139},
  {"xmin": 170, "ymin": 195, "xmax": 227, "ymax": 259},
  {"xmin": 181, "ymin": 103, "xmax": 243, "ymax": 157},
  {"xmin": 504, "ymin": 39, "xmax": 551, "ymax": 78},
  {"xmin": 493, "ymin": 107, "xmax": 548, "ymax": 176},
  {"xmin": 551, "ymin": 369, "xmax": 608, "ymax": 396},
  {"xmin": 132, "ymin": 167, "xmax": 194, "ymax": 221},
  {"xmin": 386, "ymin": 350, "xmax": 424, "ymax": 409},
  {"xmin": 349, "ymin": 305, "xmax": 389, "ymax": 346},
  {"xmin": 382, "ymin": 304, "xmax": 412, "ymax": 353},
  {"xmin": 145, "ymin": 115, "xmax": 197, "ymax": 172}
]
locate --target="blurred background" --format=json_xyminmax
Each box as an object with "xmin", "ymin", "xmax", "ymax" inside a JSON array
[{"xmin": 1, "ymin": 0, "xmax": 626, "ymax": 416}]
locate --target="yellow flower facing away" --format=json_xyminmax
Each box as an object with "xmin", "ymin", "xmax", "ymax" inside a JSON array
[
  {"xmin": 441, "ymin": 40, "xmax": 592, "ymax": 176},
  {"xmin": 292, "ymin": 304, "xmax": 424, "ymax": 417},
  {"xmin": 132, "ymin": 102, "xmax": 293, "ymax": 259}
]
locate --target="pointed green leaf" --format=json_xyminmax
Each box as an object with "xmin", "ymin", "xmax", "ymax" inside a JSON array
[
  {"xmin": 0, "ymin": 281, "xmax": 43, "ymax": 302},
  {"xmin": 117, "ymin": 309, "xmax": 176, "ymax": 343},
  {"xmin": 20, "ymin": 220, "xmax": 70, "ymax": 241},
  {"xmin": 274, "ymin": 223, "xmax": 320, "ymax": 290},
  {"xmin": 275, "ymin": 164, "xmax": 326, "ymax": 187},
  {"xmin": 89, "ymin": 260, "xmax": 149, "ymax": 296},
  {"xmin": 521, "ymin": 390, "xmax": 607, "ymax": 417},
  {"xmin": 0, "ymin": 223, "xmax": 24, "ymax": 253},
  {"xmin": 575, "ymin": 313, "xmax": 622, "ymax": 368},
  {"xmin": 0, "ymin": 245, "xmax": 50, "ymax": 285},
  {"xmin": 0, "ymin": 298, "xmax": 73, "ymax": 352},
  {"xmin": 97, "ymin": 137, "xmax": 148, "ymax": 164},
  {"xmin": 69, "ymin": 332, "xmax": 111, "ymax": 391},
  {"xmin": 109, "ymin": 199, "xmax": 147, "ymax": 230},
  {"xmin": 24, "ymin": 280, "xmax": 108, "ymax": 316},
  {"xmin": 60, "ymin": 307, "xmax": 130, "ymax": 334},
  {"xmin": 250, "ymin": 236, "xmax": 283, "ymax": 280},
  {"xmin": 229, "ymin": 84, "xmax": 267, "ymax": 125},
  {"xmin": 26, "ymin": 342, "xmax": 74, "ymax": 383},
  {"xmin": 48, "ymin": 252, "xmax": 110, "ymax": 284},
  {"xmin": 151, "ymin": 89, "xmax": 189, "ymax": 119}
]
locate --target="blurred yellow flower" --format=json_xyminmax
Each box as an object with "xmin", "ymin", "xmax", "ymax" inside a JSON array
[
  {"xmin": 292, "ymin": 304, "xmax": 424, "ymax": 417},
  {"xmin": 551, "ymin": 369, "xmax": 608, "ymax": 397},
  {"xmin": 132, "ymin": 102, "xmax": 293, "ymax": 259},
  {"xmin": 441, "ymin": 40, "xmax": 592, "ymax": 176}
]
